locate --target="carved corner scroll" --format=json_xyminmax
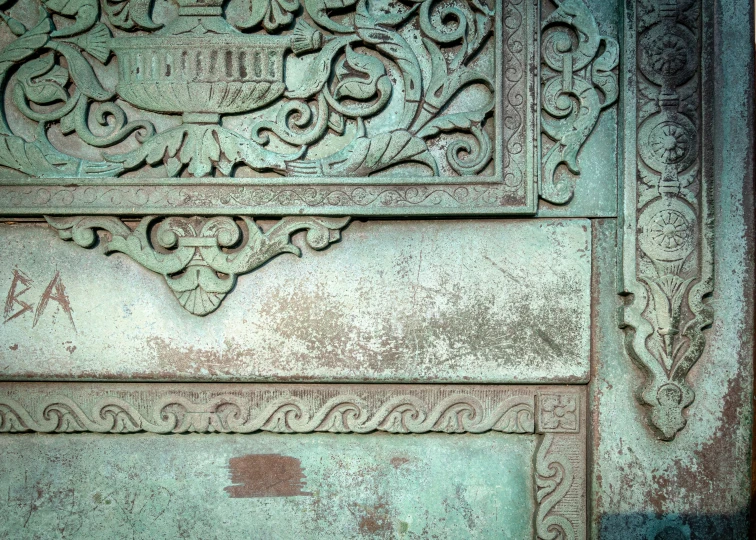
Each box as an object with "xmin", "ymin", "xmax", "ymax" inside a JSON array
[
  {"xmin": 540, "ymin": 0, "xmax": 619, "ymax": 205},
  {"xmin": 45, "ymin": 215, "xmax": 349, "ymax": 315},
  {"xmin": 534, "ymin": 391, "xmax": 586, "ymax": 540},
  {"xmin": 621, "ymin": 0, "xmax": 713, "ymax": 440}
]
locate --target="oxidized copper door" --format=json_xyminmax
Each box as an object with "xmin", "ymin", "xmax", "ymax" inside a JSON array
[{"xmin": 0, "ymin": 0, "xmax": 752, "ymax": 537}]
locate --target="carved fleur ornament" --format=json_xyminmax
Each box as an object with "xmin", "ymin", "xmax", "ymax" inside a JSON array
[{"xmin": 46, "ymin": 215, "xmax": 349, "ymax": 315}]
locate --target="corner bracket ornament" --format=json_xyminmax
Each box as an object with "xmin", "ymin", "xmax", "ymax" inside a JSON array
[
  {"xmin": 620, "ymin": 0, "xmax": 713, "ymax": 440},
  {"xmin": 540, "ymin": 0, "xmax": 620, "ymax": 204},
  {"xmin": 45, "ymin": 215, "xmax": 350, "ymax": 315}
]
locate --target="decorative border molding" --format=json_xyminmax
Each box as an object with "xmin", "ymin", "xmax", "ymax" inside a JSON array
[
  {"xmin": 0, "ymin": 383, "xmax": 554, "ymax": 435},
  {"xmin": 534, "ymin": 391, "xmax": 585, "ymax": 539},
  {"xmin": 620, "ymin": 0, "xmax": 714, "ymax": 440}
]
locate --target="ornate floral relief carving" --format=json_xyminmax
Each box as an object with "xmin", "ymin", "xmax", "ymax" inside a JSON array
[
  {"xmin": 621, "ymin": 0, "xmax": 713, "ymax": 441},
  {"xmin": 537, "ymin": 392, "xmax": 579, "ymax": 433},
  {"xmin": 539, "ymin": 0, "xmax": 619, "ymax": 204},
  {"xmin": 0, "ymin": 0, "xmax": 539, "ymax": 215},
  {"xmin": 0, "ymin": 0, "xmax": 501, "ymax": 179},
  {"xmin": 46, "ymin": 214, "xmax": 349, "ymax": 315}
]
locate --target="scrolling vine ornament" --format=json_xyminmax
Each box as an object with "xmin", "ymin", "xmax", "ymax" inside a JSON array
[
  {"xmin": 621, "ymin": 0, "xmax": 713, "ymax": 441},
  {"xmin": 540, "ymin": 0, "xmax": 619, "ymax": 204}
]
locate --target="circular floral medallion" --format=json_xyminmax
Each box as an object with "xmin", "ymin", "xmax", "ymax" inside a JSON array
[
  {"xmin": 638, "ymin": 114, "xmax": 697, "ymax": 173},
  {"xmin": 647, "ymin": 34, "xmax": 689, "ymax": 76},
  {"xmin": 638, "ymin": 200, "xmax": 696, "ymax": 262},
  {"xmin": 649, "ymin": 122, "xmax": 690, "ymax": 165},
  {"xmin": 639, "ymin": 24, "xmax": 697, "ymax": 87},
  {"xmin": 647, "ymin": 209, "xmax": 691, "ymax": 251}
]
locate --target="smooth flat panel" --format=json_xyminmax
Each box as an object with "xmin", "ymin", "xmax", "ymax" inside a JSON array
[
  {"xmin": 0, "ymin": 432, "xmax": 535, "ymax": 539},
  {"xmin": 0, "ymin": 219, "xmax": 591, "ymax": 383}
]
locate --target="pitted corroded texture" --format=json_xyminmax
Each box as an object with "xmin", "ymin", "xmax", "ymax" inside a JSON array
[{"xmin": 0, "ymin": 432, "xmax": 536, "ymax": 538}]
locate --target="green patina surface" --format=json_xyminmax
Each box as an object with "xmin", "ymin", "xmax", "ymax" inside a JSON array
[
  {"xmin": 0, "ymin": 433, "xmax": 535, "ymax": 539},
  {"xmin": 0, "ymin": 0, "xmax": 751, "ymax": 538}
]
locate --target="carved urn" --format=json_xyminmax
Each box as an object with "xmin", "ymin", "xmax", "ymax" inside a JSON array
[{"xmin": 111, "ymin": 0, "xmax": 322, "ymax": 123}]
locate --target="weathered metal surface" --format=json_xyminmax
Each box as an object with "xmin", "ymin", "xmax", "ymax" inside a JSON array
[
  {"xmin": 0, "ymin": 0, "xmax": 750, "ymax": 538},
  {"xmin": 0, "ymin": 218, "xmax": 591, "ymax": 383},
  {"xmin": 0, "ymin": 383, "xmax": 586, "ymax": 538},
  {"xmin": 0, "ymin": 433, "xmax": 531, "ymax": 538}
]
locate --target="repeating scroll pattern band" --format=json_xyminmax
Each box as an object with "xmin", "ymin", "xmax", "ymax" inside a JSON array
[
  {"xmin": 0, "ymin": 385, "xmax": 551, "ymax": 435},
  {"xmin": 620, "ymin": 0, "xmax": 713, "ymax": 440}
]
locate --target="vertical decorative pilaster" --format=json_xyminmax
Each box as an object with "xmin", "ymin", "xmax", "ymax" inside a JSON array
[{"xmin": 621, "ymin": 0, "xmax": 713, "ymax": 440}]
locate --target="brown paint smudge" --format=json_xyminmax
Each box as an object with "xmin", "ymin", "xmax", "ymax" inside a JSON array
[{"xmin": 224, "ymin": 454, "xmax": 311, "ymax": 498}]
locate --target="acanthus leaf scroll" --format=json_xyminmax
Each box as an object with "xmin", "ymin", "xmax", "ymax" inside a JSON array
[
  {"xmin": 540, "ymin": 0, "xmax": 620, "ymax": 205},
  {"xmin": 0, "ymin": 0, "xmax": 501, "ymax": 180}
]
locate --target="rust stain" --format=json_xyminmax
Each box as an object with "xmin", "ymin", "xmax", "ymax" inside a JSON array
[
  {"xmin": 390, "ymin": 457, "xmax": 409, "ymax": 469},
  {"xmin": 349, "ymin": 500, "xmax": 391, "ymax": 536},
  {"xmin": 224, "ymin": 454, "xmax": 312, "ymax": 498},
  {"xmin": 8, "ymin": 343, "xmax": 17, "ymax": 350}
]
